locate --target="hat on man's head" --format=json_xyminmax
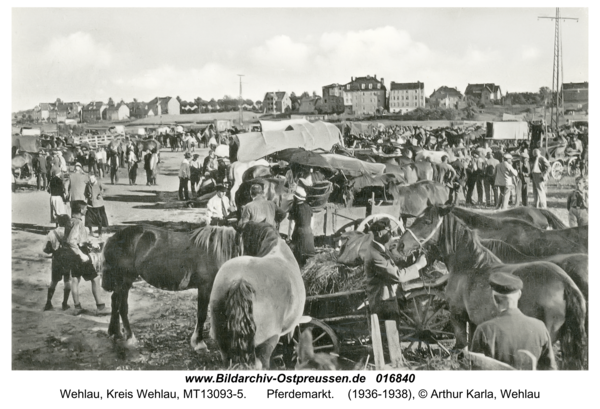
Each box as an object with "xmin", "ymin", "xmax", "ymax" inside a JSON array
[
  {"xmin": 503, "ymin": 153, "xmax": 513, "ymax": 160},
  {"xmin": 184, "ymin": 152, "xmax": 191, "ymax": 159},
  {"xmin": 521, "ymin": 151, "xmax": 530, "ymax": 159},
  {"xmin": 193, "ymin": 153, "xmax": 200, "ymax": 158},
  {"xmin": 75, "ymin": 162, "xmax": 83, "ymax": 168},
  {"xmin": 215, "ymin": 184, "xmax": 227, "ymax": 192},
  {"xmin": 294, "ymin": 186, "xmax": 307, "ymax": 201},
  {"xmin": 369, "ymin": 218, "xmax": 392, "ymax": 234},
  {"xmin": 489, "ymin": 272, "xmax": 523, "ymax": 294}
]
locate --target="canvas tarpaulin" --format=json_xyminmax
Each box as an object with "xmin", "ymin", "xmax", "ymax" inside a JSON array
[
  {"xmin": 486, "ymin": 121, "xmax": 529, "ymax": 140},
  {"xmin": 236, "ymin": 121, "xmax": 342, "ymax": 162},
  {"xmin": 321, "ymin": 154, "xmax": 386, "ymax": 177},
  {"xmin": 12, "ymin": 135, "xmax": 41, "ymax": 152},
  {"xmin": 259, "ymin": 118, "xmax": 311, "ymax": 132}
]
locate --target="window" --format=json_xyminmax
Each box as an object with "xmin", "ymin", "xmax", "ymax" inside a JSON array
[
  {"xmin": 378, "ymin": 84, "xmax": 381, "ymax": 89},
  {"xmin": 361, "ymin": 84, "xmax": 365, "ymax": 89},
  {"xmin": 347, "ymin": 85, "xmax": 350, "ymax": 90},
  {"xmin": 369, "ymin": 84, "xmax": 373, "ymax": 90}
]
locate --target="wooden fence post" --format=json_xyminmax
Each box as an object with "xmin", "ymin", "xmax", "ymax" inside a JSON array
[
  {"xmin": 370, "ymin": 314, "xmax": 385, "ymax": 370},
  {"xmin": 384, "ymin": 320, "xmax": 405, "ymax": 368}
]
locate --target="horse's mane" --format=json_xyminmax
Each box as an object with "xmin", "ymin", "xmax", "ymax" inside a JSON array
[
  {"xmin": 190, "ymin": 225, "xmax": 240, "ymax": 265},
  {"xmin": 435, "ymin": 207, "xmax": 502, "ymax": 269},
  {"xmin": 480, "ymin": 238, "xmax": 536, "ymax": 263},
  {"xmin": 240, "ymin": 222, "xmax": 280, "ymax": 258}
]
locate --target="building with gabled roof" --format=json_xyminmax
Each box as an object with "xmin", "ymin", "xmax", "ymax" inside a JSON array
[
  {"xmin": 389, "ymin": 81, "xmax": 425, "ymax": 113},
  {"xmin": 82, "ymin": 101, "xmax": 108, "ymax": 123},
  {"xmin": 147, "ymin": 96, "xmax": 180, "ymax": 116},
  {"xmin": 429, "ymin": 86, "xmax": 464, "ymax": 109},
  {"xmin": 465, "ymin": 83, "xmax": 502, "ymax": 104},
  {"xmin": 106, "ymin": 101, "xmax": 131, "ymax": 121},
  {"xmin": 263, "ymin": 91, "xmax": 292, "ymax": 114}
]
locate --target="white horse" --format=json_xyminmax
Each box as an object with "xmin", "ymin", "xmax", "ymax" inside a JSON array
[{"xmin": 229, "ymin": 159, "xmax": 269, "ymax": 208}]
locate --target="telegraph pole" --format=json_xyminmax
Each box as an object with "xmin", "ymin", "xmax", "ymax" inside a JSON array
[
  {"xmin": 237, "ymin": 74, "xmax": 245, "ymax": 127},
  {"xmin": 539, "ymin": 8, "xmax": 578, "ymax": 138}
]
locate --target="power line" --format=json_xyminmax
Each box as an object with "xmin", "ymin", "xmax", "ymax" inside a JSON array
[
  {"xmin": 237, "ymin": 74, "xmax": 245, "ymax": 127},
  {"xmin": 538, "ymin": 8, "xmax": 578, "ymax": 133}
]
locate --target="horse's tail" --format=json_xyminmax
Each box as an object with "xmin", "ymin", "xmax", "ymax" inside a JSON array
[
  {"xmin": 538, "ymin": 209, "xmax": 568, "ymax": 230},
  {"xmin": 559, "ymin": 282, "xmax": 587, "ymax": 369},
  {"xmin": 224, "ymin": 279, "xmax": 257, "ymax": 367}
]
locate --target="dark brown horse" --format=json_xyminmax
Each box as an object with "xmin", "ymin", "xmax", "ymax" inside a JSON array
[
  {"xmin": 208, "ymin": 222, "xmax": 305, "ymax": 369},
  {"xmin": 101, "ymin": 224, "xmax": 241, "ymax": 351},
  {"xmin": 481, "ymin": 239, "xmax": 588, "ymax": 301},
  {"xmin": 474, "ymin": 207, "xmax": 567, "ymax": 230},
  {"xmin": 441, "ymin": 205, "xmax": 587, "ymax": 257},
  {"xmin": 391, "ymin": 205, "xmax": 587, "ymax": 369}
]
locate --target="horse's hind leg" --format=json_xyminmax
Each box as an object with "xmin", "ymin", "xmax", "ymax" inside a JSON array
[
  {"xmin": 191, "ymin": 286, "xmax": 211, "ymax": 352},
  {"xmin": 108, "ymin": 292, "xmax": 122, "ymax": 339},
  {"xmin": 450, "ymin": 313, "xmax": 469, "ymax": 350},
  {"xmin": 255, "ymin": 335, "xmax": 280, "ymax": 370}
]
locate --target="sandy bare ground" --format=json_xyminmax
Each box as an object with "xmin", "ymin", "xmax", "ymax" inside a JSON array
[{"xmin": 11, "ymin": 148, "xmax": 575, "ymax": 370}]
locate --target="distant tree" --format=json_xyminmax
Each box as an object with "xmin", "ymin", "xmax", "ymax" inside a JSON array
[
  {"xmin": 312, "ymin": 91, "xmax": 318, "ymax": 97},
  {"xmin": 108, "ymin": 97, "xmax": 115, "ymax": 106},
  {"xmin": 300, "ymin": 91, "xmax": 310, "ymax": 99}
]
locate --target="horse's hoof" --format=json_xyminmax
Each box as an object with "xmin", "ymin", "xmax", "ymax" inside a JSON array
[
  {"xmin": 125, "ymin": 335, "xmax": 138, "ymax": 347},
  {"xmin": 193, "ymin": 341, "xmax": 208, "ymax": 352}
]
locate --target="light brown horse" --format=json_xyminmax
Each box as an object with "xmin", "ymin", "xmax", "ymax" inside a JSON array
[
  {"xmin": 207, "ymin": 222, "xmax": 305, "ymax": 369},
  {"xmin": 391, "ymin": 205, "xmax": 587, "ymax": 369}
]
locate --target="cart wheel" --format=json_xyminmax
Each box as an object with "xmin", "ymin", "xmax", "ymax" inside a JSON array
[
  {"xmin": 551, "ymin": 161, "xmax": 564, "ymax": 181},
  {"xmin": 567, "ymin": 157, "xmax": 581, "ymax": 177},
  {"xmin": 396, "ymin": 289, "xmax": 453, "ymax": 351},
  {"xmin": 276, "ymin": 318, "xmax": 340, "ymax": 369},
  {"xmin": 332, "ymin": 219, "xmax": 363, "ymax": 238}
]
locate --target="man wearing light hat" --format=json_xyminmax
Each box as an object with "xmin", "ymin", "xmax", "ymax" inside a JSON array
[
  {"xmin": 471, "ymin": 272, "xmax": 557, "ymax": 370},
  {"xmin": 288, "ymin": 186, "xmax": 315, "ymax": 267},
  {"xmin": 178, "ymin": 152, "xmax": 191, "ymax": 201},
  {"xmin": 493, "ymin": 153, "xmax": 519, "ymax": 210}
]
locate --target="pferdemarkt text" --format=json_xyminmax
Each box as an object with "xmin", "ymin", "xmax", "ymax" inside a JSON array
[{"xmin": 56, "ymin": 373, "xmax": 541, "ymax": 401}]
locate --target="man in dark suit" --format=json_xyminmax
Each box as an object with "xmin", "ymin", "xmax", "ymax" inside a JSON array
[
  {"xmin": 470, "ymin": 272, "xmax": 557, "ymax": 370},
  {"xmin": 363, "ymin": 218, "xmax": 428, "ymax": 321}
]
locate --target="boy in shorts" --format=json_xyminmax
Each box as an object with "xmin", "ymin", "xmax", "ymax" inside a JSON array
[
  {"xmin": 63, "ymin": 201, "xmax": 105, "ymax": 312},
  {"xmin": 43, "ymin": 214, "xmax": 72, "ymax": 311}
]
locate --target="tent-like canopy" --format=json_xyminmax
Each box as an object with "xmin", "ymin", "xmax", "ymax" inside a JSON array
[
  {"xmin": 12, "ymin": 135, "xmax": 41, "ymax": 152},
  {"xmin": 259, "ymin": 118, "xmax": 311, "ymax": 132},
  {"xmin": 321, "ymin": 154, "xmax": 386, "ymax": 177},
  {"xmin": 486, "ymin": 122, "xmax": 529, "ymax": 140},
  {"xmin": 236, "ymin": 121, "xmax": 342, "ymax": 162}
]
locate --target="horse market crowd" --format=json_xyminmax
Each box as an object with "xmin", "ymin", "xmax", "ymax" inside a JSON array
[{"xmin": 12, "ymin": 119, "xmax": 589, "ymax": 370}]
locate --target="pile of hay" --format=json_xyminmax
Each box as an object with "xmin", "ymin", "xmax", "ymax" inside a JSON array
[{"xmin": 301, "ymin": 248, "xmax": 365, "ymax": 296}]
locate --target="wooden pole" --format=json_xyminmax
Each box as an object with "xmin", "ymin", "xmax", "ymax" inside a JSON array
[
  {"xmin": 385, "ymin": 320, "xmax": 405, "ymax": 368},
  {"xmin": 370, "ymin": 314, "xmax": 385, "ymax": 370}
]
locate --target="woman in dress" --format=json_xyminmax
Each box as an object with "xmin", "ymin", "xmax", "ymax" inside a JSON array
[
  {"xmin": 288, "ymin": 186, "xmax": 315, "ymax": 267},
  {"xmin": 84, "ymin": 175, "xmax": 109, "ymax": 237}
]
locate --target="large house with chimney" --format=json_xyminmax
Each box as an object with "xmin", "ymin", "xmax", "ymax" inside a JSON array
[{"xmin": 343, "ymin": 75, "xmax": 386, "ymax": 115}]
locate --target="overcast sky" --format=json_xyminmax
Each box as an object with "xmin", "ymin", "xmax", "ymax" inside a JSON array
[{"xmin": 12, "ymin": 7, "xmax": 588, "ymax": 111}]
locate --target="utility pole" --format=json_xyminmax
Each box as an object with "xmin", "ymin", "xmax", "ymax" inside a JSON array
[
  {"xmin": 539, "ymin": 8, "xmax": 578, "ymax": 143},
  {"xmin": 237, "ymin": 74, "xmax": 245, "ymax": 128}
]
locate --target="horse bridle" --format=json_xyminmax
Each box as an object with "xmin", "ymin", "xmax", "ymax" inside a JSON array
[{"xmin": 404, "ymin": 217, "xmax": 444, "ymax": 250}]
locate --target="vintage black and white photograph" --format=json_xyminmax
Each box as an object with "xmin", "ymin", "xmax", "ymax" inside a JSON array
[{"xmin": 11, "ymin": 6, "xmax": 589, "ymax": 372}]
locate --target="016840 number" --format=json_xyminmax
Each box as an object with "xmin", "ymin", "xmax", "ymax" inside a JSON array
[{"xmin": 375, "ymin": 374, "xmax": 415, "ymax": 383}]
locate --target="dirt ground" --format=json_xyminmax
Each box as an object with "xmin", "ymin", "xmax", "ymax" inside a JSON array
[{"xmin": 11, "ymin": 148, "xmax": 575, "ymax": 370}]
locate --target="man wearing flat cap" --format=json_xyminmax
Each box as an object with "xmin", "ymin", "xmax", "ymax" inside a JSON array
[
  {"xmin": 471, "ymin": 272, "xmax": 557, "ymax": 370},
  {"xmin": 239, "ymin": 183, "xmax": 286, "ymax": 229},
  {"xmin": 364, "ymin": 218, "xmax": 429, "ymax": 321}
]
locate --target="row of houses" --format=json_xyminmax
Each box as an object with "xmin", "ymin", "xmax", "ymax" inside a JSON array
[
  {"xmin": 263, "ymin": 77, "xmax": 504, "ymax": 116},
  {"xmin": 263, "ymin": 79, "xmax": 588, "ymax": 116}
]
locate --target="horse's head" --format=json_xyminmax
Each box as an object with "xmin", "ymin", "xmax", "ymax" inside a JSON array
[
  {"xmin": 295, "ymin": 329, "xmax": 338, "ymax": 371},
  {"xmin": 389, "ymin": 202, "xmax": 453, "ymax": 262}
]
